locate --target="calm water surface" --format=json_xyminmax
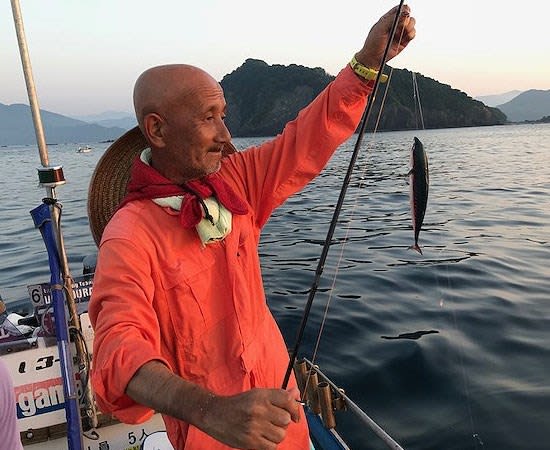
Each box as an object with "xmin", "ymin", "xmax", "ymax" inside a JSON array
[{"xmin": 1, "ymin": 124, "xmax": 549, "ymax": 449}]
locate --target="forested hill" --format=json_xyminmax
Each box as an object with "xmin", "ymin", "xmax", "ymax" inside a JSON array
[
  {"xmin": 222, "ymin": 59, "xmax": 334, "ymax": 137},
  {"xmin": 221, "ymin": 59, "xmax": 506, "ymax": 137}
]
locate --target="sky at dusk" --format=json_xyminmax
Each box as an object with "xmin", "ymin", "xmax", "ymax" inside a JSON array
[{"xmin": 1, "ymin": 0, "xmax": 549, "ymax": 116}]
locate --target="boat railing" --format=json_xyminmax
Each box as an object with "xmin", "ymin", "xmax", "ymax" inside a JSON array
[{"xmin": 295, "ymin": 358, "xmax": 405, "ymax": 450}]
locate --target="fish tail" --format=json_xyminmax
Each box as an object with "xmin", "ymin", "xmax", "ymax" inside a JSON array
[{"xmin": 408, "ymin": 243, "xmax": 423, "ymax": 255}]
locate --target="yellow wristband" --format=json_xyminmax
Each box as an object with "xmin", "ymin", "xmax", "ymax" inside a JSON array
[{"xmin": 349, "ymin": 56, "xmax": 388, "ymax": 83}]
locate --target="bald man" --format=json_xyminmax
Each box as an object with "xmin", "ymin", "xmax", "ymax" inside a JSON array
[
  {"xmin": 133, "ymin": 64, "xmax": 233, "ymax": 183},
  {"xmin": 89, "ymin": 5, "xmax": 416, "ymax": 450}
]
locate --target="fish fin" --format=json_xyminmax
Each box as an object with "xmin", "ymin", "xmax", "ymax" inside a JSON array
[{"xmin": 408, "ymin": 244, "xmax": 423, "ymax": 255}]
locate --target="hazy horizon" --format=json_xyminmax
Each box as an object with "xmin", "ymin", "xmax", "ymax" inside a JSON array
[{"xmin": 1, "ymin": 1, "xmax": 549, "ymax": 116}]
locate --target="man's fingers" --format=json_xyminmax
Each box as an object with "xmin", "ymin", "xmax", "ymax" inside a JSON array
[
  {"xmin": 262, "ymin": 428, "xmax": 286, "ymax": 445},
  {"xmin": 286, "ymin": 386, "xmax": 301, "ymax": 401},
  {"xmin": 286, "ymin": 387, "xmax": 302, "ymax": 422},
  {"xmin": 383, "ymin": 4, "xmax": 410, "ymax": 22},
  {"xmin": 270, "ymin": 389, "xmax": 301, "ymax": 423},
  {"xmin": 270, "ymin": 409, "xmax": 292, "ymax": 428}
]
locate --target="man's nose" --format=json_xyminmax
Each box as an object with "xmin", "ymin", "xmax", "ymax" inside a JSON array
[{"xmin": 217, "ymin": 118, "xmax": 232, "ymax": 142}]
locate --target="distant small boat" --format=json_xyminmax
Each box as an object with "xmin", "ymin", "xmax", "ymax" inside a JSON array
[{"xmin": 76, "ymin": 145, "xmax": 92, "ymax": 153}]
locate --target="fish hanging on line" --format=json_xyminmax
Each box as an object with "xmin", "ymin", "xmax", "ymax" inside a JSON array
[{"xmin": 408, "ymin": 137, "xmax": 429, "ymax": 254}]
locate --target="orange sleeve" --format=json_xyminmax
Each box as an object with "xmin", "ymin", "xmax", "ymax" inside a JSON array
[
  {"xmin": 222, "ymin": 65, "xmax": 373, "ymax": 227},
  {"xmin": 89, "ymin": 237, "xmax": 171, "ymax": 424}
]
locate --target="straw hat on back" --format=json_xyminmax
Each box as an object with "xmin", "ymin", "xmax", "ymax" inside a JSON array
[{"xmin": 87, "ymin": 126, "xmax": 237, "ymax": 246}]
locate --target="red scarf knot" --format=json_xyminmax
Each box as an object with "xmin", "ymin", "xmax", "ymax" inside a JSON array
[{"xmin": 119, "ymin": 155, "xmax": 248, "ymax": 228}]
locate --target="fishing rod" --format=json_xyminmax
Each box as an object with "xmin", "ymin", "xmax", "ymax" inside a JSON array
[{"xmin": 282, "ymin": 0, "xmax": 407, "ymax": 389}]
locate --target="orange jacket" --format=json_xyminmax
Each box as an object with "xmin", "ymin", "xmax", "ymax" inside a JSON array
[{"xmin": 89, "ymin": 65, "xmax": 372, "ymax": 450}]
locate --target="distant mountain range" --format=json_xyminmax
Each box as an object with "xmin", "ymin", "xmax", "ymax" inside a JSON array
[
  {"xmin": 71, "ymin": 111, "xmax": 137, "ymax": 131},
  {"xmin": 475, "ymin": 91, "xmax": 522, "ymax": 107},
  {"xmin": 2, "ymin": 62, "xmax": 549, "ymax": 146},
  {"xmin": 0, "ymin": 103, "xmax": 128, "ymax": 146},
  {"xmin": 475, "ymin": 89, "xmax": 550, "ymax": 122},
  {"xmin": 495, "ymin": 89, "xmax": 550, "ymax": 122}
]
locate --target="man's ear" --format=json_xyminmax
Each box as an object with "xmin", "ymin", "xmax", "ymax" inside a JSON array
[{"xmin": 143, "ymin": 113, "xmax": 166, "ymax": 148}]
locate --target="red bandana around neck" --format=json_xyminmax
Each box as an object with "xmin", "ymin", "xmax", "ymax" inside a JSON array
[{"xmin": 119, "ymin": 155, "xmax": 248, "ymax": 228}]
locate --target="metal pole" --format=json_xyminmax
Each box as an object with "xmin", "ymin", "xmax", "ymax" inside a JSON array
[
  {"xmin": 10, "ymin": 0, "xmax": 49, "ymax": 168},
  {"xmin": 31, "ymin": 204, "xmax": 84, "ymax": 450}
]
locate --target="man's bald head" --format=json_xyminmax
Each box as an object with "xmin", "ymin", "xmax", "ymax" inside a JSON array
[
  {"xmin": 133, "ymin": 64, "xmax": 219, "ymax": 132},
  {"xmin": 130, "ymin": 64, "xmax": 230, "ymax": 182}
]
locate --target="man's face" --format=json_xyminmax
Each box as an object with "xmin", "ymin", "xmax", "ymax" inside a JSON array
[{"xmin": 161, "ymin": 75, "xmax": 231, "ymax": 183}]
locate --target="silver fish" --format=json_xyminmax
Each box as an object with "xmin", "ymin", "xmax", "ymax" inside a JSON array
[{"xmin": 408, "ymin": 137, "xmax": 429, "ymax": 254}]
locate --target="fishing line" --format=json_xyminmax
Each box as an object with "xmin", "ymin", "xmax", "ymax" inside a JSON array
[
  {"xmin": 412, "ymin": 71, "xmax": 425, "ymax": 129},
  {"xmin": 303, "ymin": 15, "xmax": 427, "ymax": 398},
  {"xmin": 409, "ymin": 79, "xmax": 480, "ymax": 446},
  {"xmin": 372, "ymin": 20, "xmax": 407, "ymax": 132},
  {"xmin": 302, "ymin": 16, "xmax": 411, "ymax": 394},
  {"xmin": 435, "ymin": 252, "xmax": 483, "ymax": 448},
  {"xmin": 409, "ymin": 65, "xmax": 481, "ymax": 449},
  {"xmin": 282, "ymin": 0, "xmax": 408, "ymax": 389}
]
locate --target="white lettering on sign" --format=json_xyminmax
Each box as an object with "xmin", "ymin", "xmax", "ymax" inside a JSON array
[
  {"xmin": 15, "ymin": 377, "xmax": 83, "ymax": 418},
  {"xmin": 27, "ymin": 274, "xmax": 94, "ymax": 307}
]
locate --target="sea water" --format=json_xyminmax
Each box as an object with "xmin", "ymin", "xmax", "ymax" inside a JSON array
[{"xmin": 1, "ymin": 124, "xmax": 549, "ymax": 449}]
